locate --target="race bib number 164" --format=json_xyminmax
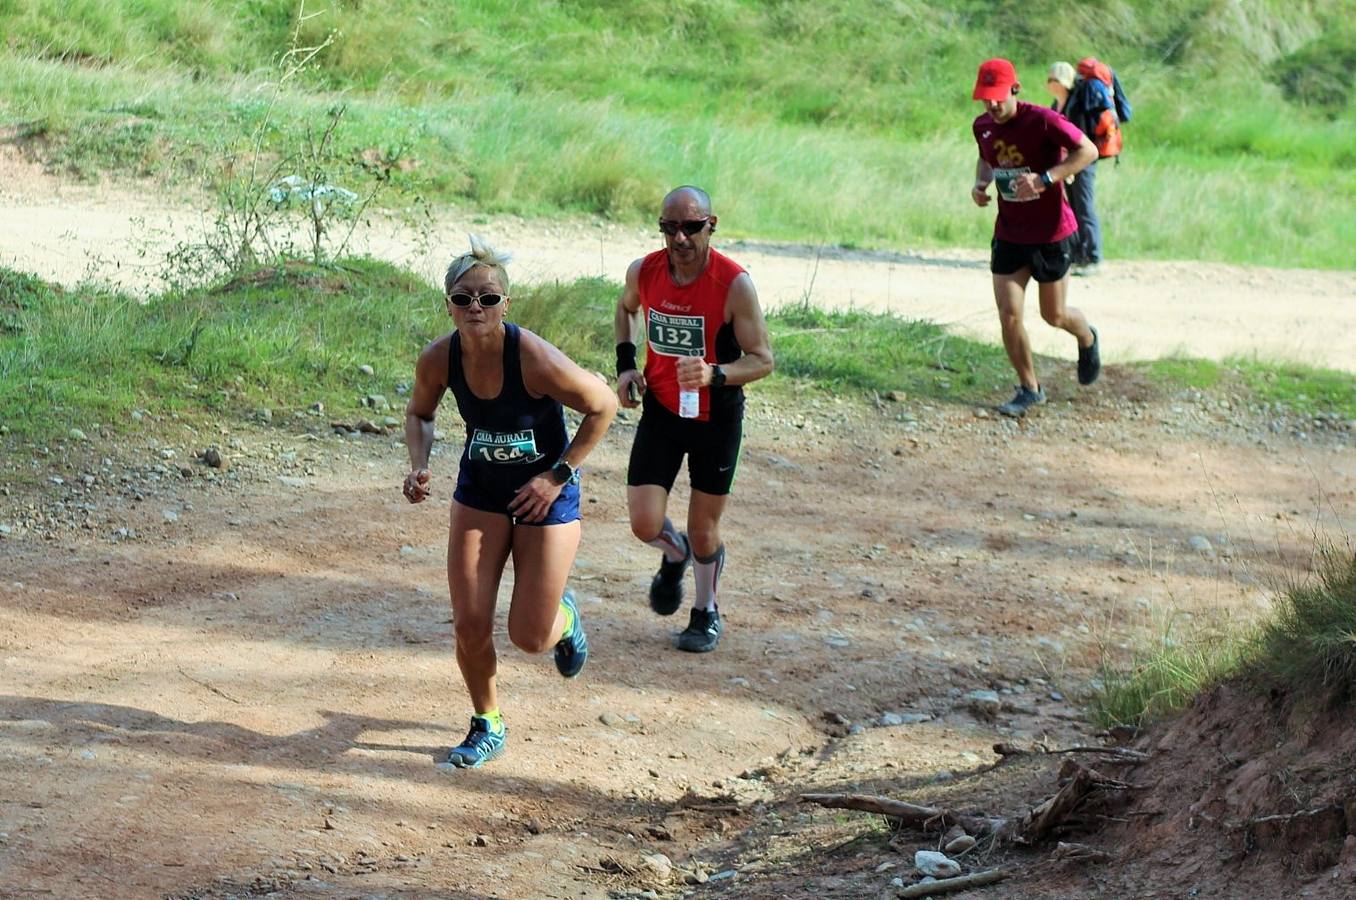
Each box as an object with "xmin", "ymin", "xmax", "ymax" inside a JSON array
[{"xmin": 648, "ymin": 309, "xmax": 706, "ymax": 357}]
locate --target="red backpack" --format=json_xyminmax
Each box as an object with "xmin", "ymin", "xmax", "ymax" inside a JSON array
[{"xmin": 1078, "ymin": 57, "xmax": 1123, "ymax": 159}]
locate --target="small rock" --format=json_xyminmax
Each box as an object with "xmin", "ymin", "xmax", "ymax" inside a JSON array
[
  {"xmin": 203, "ymin": 447, "xmax": 226, "ymax": 469},
  {"xmin": 363, "ymin": 394, "xmax": 389, "ymax": 411},
  {"xmin": 972, "ymin": 408, "xmax": 989, "ymax": 419},
  {"xmin": 599, "ymin": 712, "xmax": 625, "ymax": 728},
  {"xmin": 1049, "ymin": 690, "xmax": 1065, "ymax": 702},
  {"xmin": 471, "ymin": 834, "xmax": 488, "ymax": 847},
  {"xmin": 965, "ymin": 689, "xmax": 1002, "ymax": 720},
  {"xmin": 278, "ymin": 476, "xmax": 308, "ymax": 488},
  {"xmin": 887, "ymin": 390, "xmax": 908, "ymax": 402},
  {"xmin": 70, "ymin": 428, "xmax": 88, "ymax": 441},
  {"xmin": 381, "ymin": 416, "xmax": 401, "ymax": 429},
  {"xmin": 355, "ymin": 420, "xmax": 383, "ymax": 434},
  {"xmin": 255, "ymin": 408, "xmax": 273, "ymax": 424},
  {"xmin": 642, "ymin": 853, "xmax": 673, "ymax": 881},
  {"xmin": 162, "ymin": 509, "xmax": 180, "ymax": 524},
  {"xmin": 944, "ymin": 834, "xmax": 977, "ymax": 854},
  {"xmin": 914, "ymin": 850, "xmax": 961, "ymax": 878},
  {"xmin": 879, "ymin": 712, "xmax": 905, "ymax": 727},
  {"xmin": 524, "ymin": 818, "xmax": 542, "ymax": 834},
  {"xmin": 1188, "ymin": 535, "xmax": 1214, "ymax": 554},
  {"xmin": 358, "ymin": 364, "xmax": 375, "ymax": 376},
  {"xmin": 308, "ymin": 401, "xmax": 325, "ymax": 415}
]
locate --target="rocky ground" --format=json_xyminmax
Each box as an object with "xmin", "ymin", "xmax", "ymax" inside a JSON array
[{"xmin": 3, "ymin": 358, "xmax": 1354, "ymax": 898}]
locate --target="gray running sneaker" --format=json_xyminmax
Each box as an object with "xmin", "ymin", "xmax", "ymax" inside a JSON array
[
  {"xmin": 1078, "ymin": 327, "xmax": 1101, "ymax": 386},
  {"xmin": 1072, "ymin": 263, "xmax": 1101, "ymax": 277},
  {"xmin": 676, "ymin": 607, "xmax": 722, "ymax": 653},
  {"xmin": 997, "ymin": 385, "xmax": 1047, "ymax": 418}
]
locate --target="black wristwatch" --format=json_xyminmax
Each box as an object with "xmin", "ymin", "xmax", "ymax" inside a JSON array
[
  {"xmin": 709, "ymin": 365, "xmax": 727, "ymax": 389},
  {"xmin": 1039, "ymin": 171, "xmax": 1054, "ymax": 189},
  {"xmin": 550, "ymin": 459, "xmax": 578, "ymax": 486}
]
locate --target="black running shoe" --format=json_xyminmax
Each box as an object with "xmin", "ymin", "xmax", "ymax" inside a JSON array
[
  {"xmin": 648, "ymin": 533, "xmax": 691, "ymax": 616},
  {"xmin": 554, "ymin": 590, "xmax": 588, "ymax": 678},
  {"xmin": 1078, "ymin": 327, "xmax": 1101, "ymax": 386},
  {"xmin": 438, "ymin": 716, "xmax": 506, "ymax": 769},
  {"xmin": 677, "ymin": 607, "xmax": 722, "ymax": 653},
  {"xmin": 996, "ymin": 385, "xmax": 1046, "ymax": 418}
]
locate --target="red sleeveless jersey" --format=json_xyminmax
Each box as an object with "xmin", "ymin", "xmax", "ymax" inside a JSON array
[{"xmin": 638, "ymin": 248, "xmax": 745, "ymax": 421}]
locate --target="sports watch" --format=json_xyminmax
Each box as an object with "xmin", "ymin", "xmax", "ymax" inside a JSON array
[
  {"xmin": 709, "ymin": 365, "xmax": 727, "ymax": 389},
  {"xmin": 550, "ymin": 459, "xmax": 578, "ymax": 486},
  {"xmin": 1038, "ymin": 171, "xmax": 1054, "ymax": 189}
]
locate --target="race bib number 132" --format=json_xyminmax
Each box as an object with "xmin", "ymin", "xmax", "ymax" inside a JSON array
[{"xmin": 648, "ymin": 309, "xmax": 706, "ymax": 357}]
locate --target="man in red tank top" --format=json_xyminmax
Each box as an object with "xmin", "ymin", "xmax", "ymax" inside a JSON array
[{"xmin": 614, "ymin": 186, "xmax": 775, "ymax": 653}]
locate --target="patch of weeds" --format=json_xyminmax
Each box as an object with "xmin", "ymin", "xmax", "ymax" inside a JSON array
[{"xmin": 1255, "ymin": 543, "xmax": 1356, "ymax": 698}]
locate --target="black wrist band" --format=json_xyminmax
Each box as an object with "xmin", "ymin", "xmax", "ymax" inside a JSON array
[{"xmin": 616, "ymin": 341, "xmax": 637, "ymax": 375}]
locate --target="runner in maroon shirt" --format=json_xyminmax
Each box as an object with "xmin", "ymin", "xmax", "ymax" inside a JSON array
[{"xmin": 971, "ymin": 58, "xmax": 1103, "ymax": 417}]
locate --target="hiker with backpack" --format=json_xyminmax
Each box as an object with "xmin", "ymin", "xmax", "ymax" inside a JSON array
[{"xmin": 1048, "ymin": 57, "xmax": 1131, "ymax": 276}]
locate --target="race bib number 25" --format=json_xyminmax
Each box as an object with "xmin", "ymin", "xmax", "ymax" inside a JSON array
[{"xmin": 648, "ymin": 309, "xmax": 706, "ymax": 357}]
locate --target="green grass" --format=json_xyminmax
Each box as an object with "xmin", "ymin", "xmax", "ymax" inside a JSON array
[
  {"xmin": 8, "ymin": 259, "xmax": 1355, "ymax": 448},
  {"xmin": 1093, "ymin": 544, "xmax": 1356, "ymax": 728},
  {"xmin": 1091, "ymin": 617, "xmax": 1258, "ymax": 729},
  {"xmin": 1144, "ymin": 356, "xmax": 1356, "ymax": 419},
  {"xmin": 1256, "ymin": 545, "xmax": 1356, "ymax": 697},
  {"xmin": 1, "ymin": 1, "xmax": 1353, "ymax": 268}
]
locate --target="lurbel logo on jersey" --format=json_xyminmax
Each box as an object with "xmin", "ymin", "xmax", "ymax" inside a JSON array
[{"xmin": 660, "ymin": 300, "xmax": 693, "ymax": 312}]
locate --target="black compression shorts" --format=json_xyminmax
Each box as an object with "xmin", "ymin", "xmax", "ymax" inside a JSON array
[
  {"xmin": 990, "ymin": 235, "xmax": 1075, "ymax": 283},
  {"xmin": 627, "ymin": 392, "xmax": 743, "ymax": 496}
]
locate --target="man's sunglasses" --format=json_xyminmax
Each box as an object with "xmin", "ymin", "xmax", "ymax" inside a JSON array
[
  {"xmin": 446, "ymin": 292, "xmax": 507, "ymax": 308},
  {"xmin": 658, "ymin": 218, "xmax": 710, "ymax": 237}
]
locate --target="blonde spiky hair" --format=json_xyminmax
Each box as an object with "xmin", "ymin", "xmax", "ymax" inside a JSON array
[{"xmin": 444, "ymin": 234, "xmax": 512, "ymax": 295}]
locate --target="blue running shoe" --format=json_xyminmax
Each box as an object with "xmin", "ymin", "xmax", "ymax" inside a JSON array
[
  {"xmin": 438, "ymin": 716, "xmax": 506, "ymax": 769},
  {"xmin": 554, "ymin": 589, "xmax": 588, "ymax": 678}
]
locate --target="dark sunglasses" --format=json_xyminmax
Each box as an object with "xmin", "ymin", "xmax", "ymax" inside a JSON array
[
  {"xmin": 658, "ymin": 218, "xmax": 710, "ymax": 237},
  {"xmin": 446, "ymin": 292, "xmax": 506, "ymax": 308}
]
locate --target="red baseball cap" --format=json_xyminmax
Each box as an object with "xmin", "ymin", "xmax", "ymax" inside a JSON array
[{"xmin": 973, "ymin": 58, "xmax": 1018, "ymax": 101}]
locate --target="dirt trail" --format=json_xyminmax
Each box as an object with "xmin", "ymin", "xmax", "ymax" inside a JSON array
[
  {"xmin": 2, "ymin": 161, "xmax": 1355, "ymax": 371},
  {"xmin": 4, "ymin": 163, "xmax": 1356, "ymax": 897},
  {"xmin": 2, "ymin": 368, "xmax": 1353, "ymax": 896}
]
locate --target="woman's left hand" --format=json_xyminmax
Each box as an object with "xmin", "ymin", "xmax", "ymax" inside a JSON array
[{"xmin": 509, "ymin": 473, "xmax": 565, "ymax": 523}]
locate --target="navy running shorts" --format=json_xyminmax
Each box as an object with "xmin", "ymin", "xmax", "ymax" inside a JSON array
[{"xmin": 454, "ymin": 471, "xmax": 582, "ymax": 526}]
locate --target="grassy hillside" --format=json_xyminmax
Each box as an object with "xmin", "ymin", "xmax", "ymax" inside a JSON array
[
  {"xmin": 4, "ymin": 261, "xmax": 1354, "ymax": 448},
  {"xmin": 1, "ymin": 1, "xmax": 1353, "ymax": 266}
]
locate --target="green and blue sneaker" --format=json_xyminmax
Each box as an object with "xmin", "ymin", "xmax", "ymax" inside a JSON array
[
  {"xmin": 554, "ymin": 589, "xmax": 589, "ymax": 678},
  {"xmin": 439, "ymin": 715, "xmax": 507, "ymax": 769}
]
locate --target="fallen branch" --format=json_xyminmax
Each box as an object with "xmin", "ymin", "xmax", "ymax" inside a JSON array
[
  {"xmin": 897, "ymin": 868, "xmax": 1010, "ymax": 898},
  {"xmin": 1052, "ymin": 841, "xmax": 1114, "ymax": 864},
  {"xmin": 992, "ymin": 742, "xmax": 1149, "ymax": 763},
  {"xmin": 799, "ymin": 793, "xmax": 1005, "ymax": 837}
]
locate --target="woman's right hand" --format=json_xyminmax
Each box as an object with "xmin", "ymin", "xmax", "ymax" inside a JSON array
[
  {"xmin": 617, "ymin": 370, "xmax": 645, "ymax": 408},
  {"xmin": 404, "ymin": 467, "xmax": 431, "ymax": 504}
]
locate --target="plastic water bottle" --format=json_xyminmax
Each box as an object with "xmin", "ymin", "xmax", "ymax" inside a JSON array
[{"xmin": 678, "ymin": 387, "xmax": 699, "ymax": 418}]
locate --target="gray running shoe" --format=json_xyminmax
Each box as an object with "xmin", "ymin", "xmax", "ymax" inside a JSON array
[
  {"xmin": 648, "ymin": 533, "xmax": 691, "ymax": 616},
  {"xmin": 997, "ymin": 385, "xmax": 1047, "ymax": 418},
  {"xmin": 1078, "ymin": 327, "xmax": 1101, "ymax": 386},
  {"xmin": 676, "ymin": 607, "xmax": 722, "ymax": 653},
  {"xmin": 1071, "ymin": 263, "xmax": 1101, "ymax": 277}
]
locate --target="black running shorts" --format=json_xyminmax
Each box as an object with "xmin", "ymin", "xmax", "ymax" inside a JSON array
[
  {"xmin": 627, "ymin": 393, "xmax": 743, "ymax": 496},
  {"xmin": 990, "ymin": 235, "xmax": 1075, "ymax": 283}
]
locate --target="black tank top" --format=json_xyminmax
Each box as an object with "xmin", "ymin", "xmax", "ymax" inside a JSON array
[{"xmin": 447, "ymin": 323, "xmax": 567, "ymax": 496}]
